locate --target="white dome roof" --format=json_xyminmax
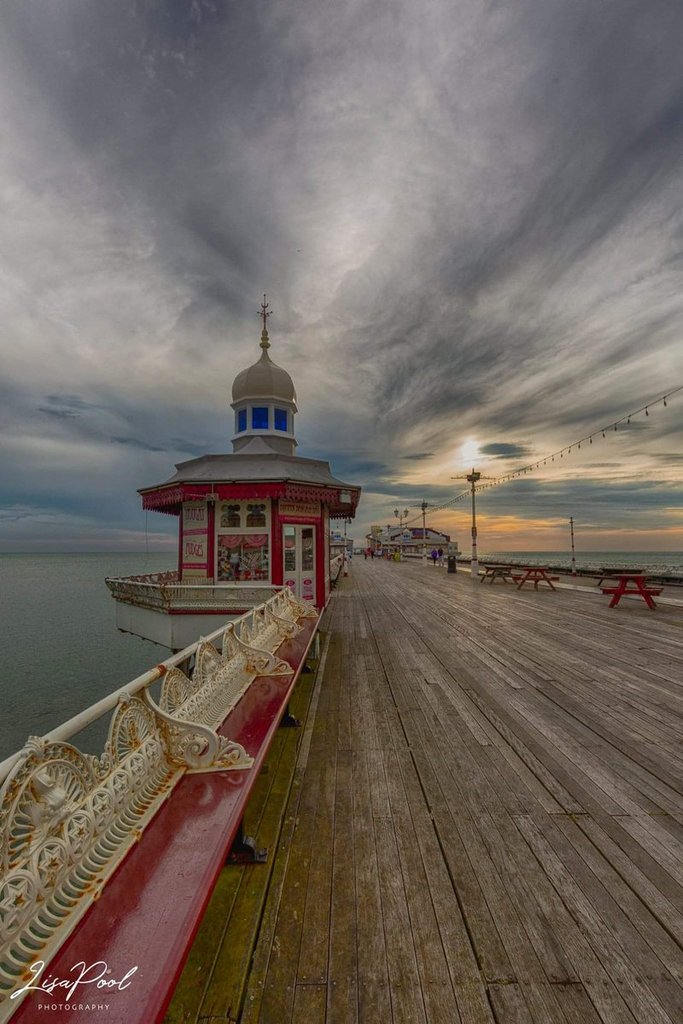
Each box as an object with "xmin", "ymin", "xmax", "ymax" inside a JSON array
[{"xmin": 232, "ymin": 337, "xmax": 296, "ymax": 404}]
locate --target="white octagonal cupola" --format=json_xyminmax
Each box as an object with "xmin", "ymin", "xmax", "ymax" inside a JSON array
[{"xmin": 231, "ymin": 296, "xmax": 298, "ymax": 456}]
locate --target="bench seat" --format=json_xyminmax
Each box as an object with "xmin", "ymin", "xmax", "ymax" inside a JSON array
[
  {"xmin": 10, "ymin": 617, "xmax": 319, "ymax": 1024},
  {"xmin": 600, "ymin": 586, "xmax": 662, "ymax": 596}
]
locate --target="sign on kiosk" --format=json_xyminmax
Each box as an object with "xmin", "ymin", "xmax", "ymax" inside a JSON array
[
  {"xmin": 279, "ymin": 500, "xmax": 320, "ymax": 517},
  {"xmin": 183, "ymin": 503, "xmax": 207, "ymax": 527},
  {"xmin": 182, "ymin": 502, "xmax": 209, "ymax": 574},
  {"xmin": 184, "ymin": 537, "xmax": 207, "ymax": 562}
]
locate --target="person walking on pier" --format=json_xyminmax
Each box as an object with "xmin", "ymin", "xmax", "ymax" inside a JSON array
[{"xmin": 431, "ymin": 547, "xmax": 438, "ymax": 566}]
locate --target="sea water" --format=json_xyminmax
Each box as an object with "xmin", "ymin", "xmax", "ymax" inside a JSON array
[
  {"xmin": 0, "ymin": 552, "xmax": 173, "ymax": 761},
  {"xmin": 479, "ymin": 550, "xmax": 683, "ymax": 575}
]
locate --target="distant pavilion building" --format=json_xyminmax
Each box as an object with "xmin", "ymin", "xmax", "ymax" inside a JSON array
[
  {"xmin": 366, "ymin": 525, "xmax": 455, "ymax": 556},
  {"xmin": 107, "ymin": 297, "xmax": 361, "ymax": 648}
]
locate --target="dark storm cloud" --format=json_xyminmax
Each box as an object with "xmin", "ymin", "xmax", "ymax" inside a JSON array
[
  {"xmin": 110, "ymin": 437, "xmax": 166, "ymax": 453},
  {"xmin": 38, "ymin": 394, "xmax": 108, "ymax": 419},
  {"xmin": 481, "ymin": 443, "xmax": 530, "ymax": 460},
  {"xmin": 38, "ymin": 407, "xmax": 80, "ymax": 420},
  {"xmin": 401, "ymin": 453, "xmax": 434, "ymax": 461},
  {"xmin": 45, "ymin": 395, "xmax": 103, "ymax": 411},
  {"xmin": 168, "ymin": 437, "xmax": 217, "ymax": 457},
  {"xmin": 0, "ymin": 506, "xmax": 34, "ymax": 522}
]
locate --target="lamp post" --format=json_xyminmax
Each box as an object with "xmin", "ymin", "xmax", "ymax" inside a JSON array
[
  {"xmin": 393, "ymin": 507, "xmax": 409, "ymax": 559},
  {"xmin": 452, "ymin": 468, "xmax": 487, "ymax": 577},
  {"xmin": 468, "ymin": 470, "xmax": 481, "ymax": 576},
  {"xmin": 570, "ymin": 517, "xmax": 577, "ymax": 577},
  {"xmin": 421, "ymin": 500, "xmax": 428, "ymax": 561},
  {"xmin": 343, "ymin": 517, "xmax": 351, "ymax": 575}
]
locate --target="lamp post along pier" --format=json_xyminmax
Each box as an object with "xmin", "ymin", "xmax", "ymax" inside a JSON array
[
  {"xmin": 453, "ymin": 467, "xmax": 490, "ymax": 578},
  {"xmin": 394, "ymin": 508, "xmax": 410, "ymax": 559},
  {"xmin": 468, "ymin": 469, "xmax": 481, "ymax": 577},
  {"xmin": 421, "ymin": 501, "xmax": 428, "ymax": 561}
]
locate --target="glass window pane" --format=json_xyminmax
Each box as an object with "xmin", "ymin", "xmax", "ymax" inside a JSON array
[
  {"xmin": 220, "ymin": 503, "xmax": 241, "ymax": 528},
  {"xmin": 237, "ymin": 408, "xmax": 247, "ymax": 432},
  {"xmin": 283, "ymin": 526, "xmax": 296, "ymax": 572},
  {"xmin": 302, "ymin": 528, "xmax": 314, "ymax": 571},
  {"xmin": 246, "ymin": 503, "xmax": 266, "ymax": 527},
  {"xmin": 252, "ymin": 407, "xmax": 269, "ymax": 429},
  {"xmin": 240, "ymin": 536, "xmax": 269, "ymax": 580},
  {"xmin": 216, "ymin": 535, "xmax": 269, "ymax": 581},
  {"xmin": 274, "ymin": 408, "xmax": 288, "ymax": 431}
]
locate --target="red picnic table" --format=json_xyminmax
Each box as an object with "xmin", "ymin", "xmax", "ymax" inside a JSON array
[
  {"xmin": 480, "ymin": 564, "xmax": 518, "ymax": 583},
  {"xmin": 516, "ymin": 566, "xmax": 558, "ymax": 591},
  {"xmin": 600, "ymin": 573, "xmax": 662, "ymax": 610}
]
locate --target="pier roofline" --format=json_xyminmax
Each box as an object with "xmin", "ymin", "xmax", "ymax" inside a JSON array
[
  {"xmin": 140, "ymin": 479, "xmax": 359, "ymax": 517},
  {"xmin": 138, "ymin": 452, "xmax": 360, "ymax": 518}
]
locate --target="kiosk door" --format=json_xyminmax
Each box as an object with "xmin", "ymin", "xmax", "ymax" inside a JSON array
[{"xmin": 283, "ymin": 524, "xmax": 316, "ymax": 601}]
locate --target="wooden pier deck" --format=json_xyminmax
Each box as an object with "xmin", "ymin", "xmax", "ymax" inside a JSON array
[{"xmin": 171, "ymin": 559, "xmax": 683, "ymax": 1024}]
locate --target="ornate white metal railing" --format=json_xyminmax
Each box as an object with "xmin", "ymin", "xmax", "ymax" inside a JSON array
[
  {"xmin": 105, "ymin": 573, "xmax": 279, "ymax": 612},
  {"xmin": 330, "ymin": 554, "xmax": 344, "ymax": 579},
  {"xmin": 0, "ymin": 587, "xmax": 317, "ymax": 1020}
]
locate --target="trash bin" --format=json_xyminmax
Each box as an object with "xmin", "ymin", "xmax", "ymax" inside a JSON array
[{"xmin": 447, "ymin": 556, "xmax": 457, "ymax": 574}]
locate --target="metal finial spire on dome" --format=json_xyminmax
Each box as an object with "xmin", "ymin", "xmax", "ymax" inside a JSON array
[{"xmin": 258, "ymin": 294, "xmax": 272, "ymax": 350}]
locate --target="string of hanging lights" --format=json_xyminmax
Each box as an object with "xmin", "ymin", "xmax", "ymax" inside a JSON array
[{"xmin": 396, "ymin": 384, "xmax": 682, "ymax": 528}]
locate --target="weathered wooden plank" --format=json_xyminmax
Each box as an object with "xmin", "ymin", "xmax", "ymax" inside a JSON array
[
  {"xmin": 352, "ymin": 749, "xmax": 393, "ymax": 1024},
  {"xmin": 517, "ymin": 813, "xmax": 674, "ymax": 1024},
  {"xmin": 372, "ymin": 814, "xmax": 428, "ymax": 1023},
  {"xmin": 487, "ymin": 982, "xmax": 535, "ymax": 1023},
  {"xmin": 552, "ymin": 814, "xmax": 683, "ymax": 993},
  {"xmin": 249, "ymin": 641, "xmax": 338, "ymax": 1024},
  {"xmin": 407, "ymin": 747, "xmax": 516, "ymax": 984},
  {"xmin": 199, "ymin": 726, "xmax": 302, "ymax": 1020},
  {"xmin": 382, "ymin": 746, "xmax": 462, "ymax": 1024},
  {"xmin": 327, "ymin": 749, "xmax": 358, "ymax": 1024},
  {"xmin": 291, "ymin": 983, "xmax": 327, "ymax": 1022}
]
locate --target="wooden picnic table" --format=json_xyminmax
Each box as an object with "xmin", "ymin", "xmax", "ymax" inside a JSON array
[
  {"xmin": 480, "ymin": 564, "xmax": 518, "ymax": 584},
  {"xmin": 600, "ymin": 572, "xmax": 662, "ymax": 609},
  {"xmin": 595, "ymin": 566, "xmax": 643, "ymax": 585},
  {"xmin": 516, "ymin": 566, "xmax": 558, "ymax": 591}
]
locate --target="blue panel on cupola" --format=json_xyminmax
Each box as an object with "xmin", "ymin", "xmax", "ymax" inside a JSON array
[
  {"xmin": 274, "ymin": 408, "xmax": 288, "ymax": 431},
  {"xmin": 238, "ymin": 409, "xmax": 247, "ymax": 432},
  {"xmin": 252, "ymin": 407, "xmax": 269, "ymax": 429}
]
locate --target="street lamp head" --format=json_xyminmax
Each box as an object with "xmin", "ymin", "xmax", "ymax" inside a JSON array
[{"xmin": 393, "ymin": 508, "xmax": 399, "ymax": 518}]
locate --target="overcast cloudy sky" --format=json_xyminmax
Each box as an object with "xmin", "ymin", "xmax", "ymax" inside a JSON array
[{"xmin": 1, "ymin": 0, "xmax": 682, "ymax": 554}]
